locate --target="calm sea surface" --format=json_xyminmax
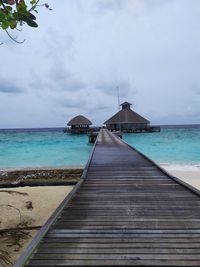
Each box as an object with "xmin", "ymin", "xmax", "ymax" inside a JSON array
[{"xmin": 0, "ymin": 125, "xmax": 200, "ymax": 169}]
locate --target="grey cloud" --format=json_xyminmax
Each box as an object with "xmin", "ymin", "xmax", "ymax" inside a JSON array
[
  {"xmin": 29, "ymin": 61, "xmax": 85, "ymax": 95},
  {"xmin": 44, "ymin": 50, "xmax": 85, "ymax": 93},
  {"xmin": 0, "ymin": 80, "xmax": 24, "ymax": 94},
  {"xmin": 94, "ymin": 0, "xmax": 126, "ymax": 12},
  {"xmin": 191, "ymin": 85, "xmax": 200, "ymax": 95},
  {"xmin": 96, "ymin": 81, "xmax": 135, "ymax": 97},
  {"xmin": 183, "ymin": 107, "xmax": 200, "ymax": 118},
  {"xmin": 44, "ymin": 31, "xmax": 75, "ymax": 59},
  {"xmin": 54, "ymin": 94, "xmax": 87, "ymax": 109},
  {"xmin": 59, "ymin": 100, "xmax": 86, "ymax": 108},
  {"xmin": 140, "ymin": 0, "xmax": 174, "ymax": 9},
  {"xmin": 156, "ymin": 106, "xmax": 200, "ymax": 124},
  {"xmin": 51, "ymin": 66, "xmax": 85, "ymax": 92},
  {"xmin": 28, "ymin": 31, "xmax": 79, "ymax": 94}
]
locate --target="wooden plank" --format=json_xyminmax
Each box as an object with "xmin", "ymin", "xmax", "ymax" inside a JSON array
[
  {"xmin": 28, "ymin": 253, "xmax": 200, "ymax": 259},
  {"xmin": 31, "ymin": 247, "xmax": 200, "ymax": 260},
  {"xmin": 42, "ymin": 237, "xmax": 200, "ymax": 243},
  {"xmin": 46, "ymin": 234, "xmax": 200, "ymax": 239},
  {"xmin": 40, "ymin": 242, "xmax": 200, "ymax": 248},
  {"xmin": 26, "ymin": 259, "xmax": 200, "ymax": 266},
  {"xmin": 48, "ymin": 229, "xmax": 200, "ymax": 234}
]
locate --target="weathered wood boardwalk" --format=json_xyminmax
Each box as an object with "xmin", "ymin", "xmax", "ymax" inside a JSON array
[{"xmin": 15, "ymin": 129, "xmax": 200, "ymax": 266}]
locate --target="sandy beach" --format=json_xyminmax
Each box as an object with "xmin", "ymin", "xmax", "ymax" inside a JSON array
[
  {"xmin": 0, "ymin": 186, "xmax": 73, "ymax": 267},
  {"xmin": 0, "ymin": 166, "xmax": 200, "ymax": 266},
  {"xmin": 161, "ymin": 165, "xmax": 200, "ymax": 190}
]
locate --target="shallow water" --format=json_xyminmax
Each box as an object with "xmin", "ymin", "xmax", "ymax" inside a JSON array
[
  {"xmin": 0, "ymin": 125, "xmax": 200, "ymax": 169},
  {"xmin": 123, "ymin": 126, "xmax": 200, "ymax": 166},
  {"xmin": 0, "ymin": 129, "xmax": 92, "ymax": 169}
]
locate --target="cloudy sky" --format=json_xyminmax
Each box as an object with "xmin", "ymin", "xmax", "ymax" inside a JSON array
[{"xmin": 0, "ymin": 0, "xmax": 200, "ymax": 128}]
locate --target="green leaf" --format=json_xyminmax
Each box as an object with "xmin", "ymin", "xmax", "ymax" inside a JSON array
[
  {"xmin": 2, "ymin": 21, "xmax": 9, "ymax": 29},
  {"xmin": 12, "ymin": 11, "xmax": 19, "ymax": 19},
  {"xmin": 17, "ymin": 0, "xmax": 27, "ymax": 13},
  {"xmin": 30, "ymin": 0, "xmax": 36, "ymax": 5},
  {"xmin": 23, "ymin": 16, "xmax": 38, "ymax": 27},
  {"xmin": 9, "ymin": 20, "xmax": 17, "ymax": 29},
  {"xmin": 0, "ymin": 10, "xmax": 6, "ymax": 21},
  {"xmin": 6, "ymin": 6, "xmax": 12, "ymax": 12},
  {"xmin": 29, "ymin": 12, "xmax": 36, "ymax": 20}
]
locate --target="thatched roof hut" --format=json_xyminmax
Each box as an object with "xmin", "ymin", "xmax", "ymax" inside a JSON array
[
  {"xmin": 67, "ymin": 115, "xmax": 92, "ymax": 134},
  {"xmin": 104, "ymin": 102, "xmax": 150, "ymax": 132},
  {"xmin": 67, "ymin": 115, "xmax": 92, "ymax": 126}
]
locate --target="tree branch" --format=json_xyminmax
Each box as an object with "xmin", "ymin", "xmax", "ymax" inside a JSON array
[
  {"xmin": 28, "ymin": 0, "xmax": 40, "ymax": 12},
  {"xmin": 5, "ymin": 29, "xmax": 25, "ymax": 43},
  {"xmin": 0, "ymin": 0, "xmax": 7, "ymax": 10}
]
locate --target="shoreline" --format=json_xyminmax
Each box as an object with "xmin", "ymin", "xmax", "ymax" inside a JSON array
[
  {"xmin": 1, "ymin": 162, "xmax": 200, "ymax": 172},
  {"xmin": 0, "ymin": 167, "xmax": 83, "ymax": 188},
  {"xmin": 0, "ymin": 165, "xmax": 84, "ymax": 172},
  {"xmin": 1, "ymin": 164, "xmax": 199, "ymax": 188}
]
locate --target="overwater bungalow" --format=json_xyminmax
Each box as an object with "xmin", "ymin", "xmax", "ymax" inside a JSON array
[
  {"xmin": 104, "ymin": 101, "xmax": 160, "ymax": 133},
  {"xmin": 67, "ymin": 115, "xmax": 92, "ymax": 134}
]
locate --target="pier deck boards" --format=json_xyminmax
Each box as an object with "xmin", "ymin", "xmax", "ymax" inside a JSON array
[{"xmin": 15, "ymin": 129, "xmax": 200, "ymax": 266}]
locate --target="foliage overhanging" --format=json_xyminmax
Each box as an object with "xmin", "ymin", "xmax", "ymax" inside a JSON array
[{"xmin": 0, "ymin": 0, "xmax": 51, "ymax": 43}]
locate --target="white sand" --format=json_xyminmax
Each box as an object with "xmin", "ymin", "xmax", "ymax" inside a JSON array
[
  {"xmin": 0, "ymin": 186, "xmax": 73, "ymax": 267},
  {"xmin": 161, "ymin": 165, "xmax": 200, "ymax": 190},
  {"xmin": 0, "ymin": 186, "xmax": 73, "ymax": 229}
]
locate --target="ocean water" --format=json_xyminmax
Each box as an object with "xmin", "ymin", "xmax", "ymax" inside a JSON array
[
  {"xmin": 0, "ymin": 125, "xmax": 200, "ymax": 169},
  {"xmin": 0, "ymin": 128, "xmax": 93, "ymax": 169},
  {"xmin": 123, "ymin": 125, "xmax": 200, "ymax": 167}
]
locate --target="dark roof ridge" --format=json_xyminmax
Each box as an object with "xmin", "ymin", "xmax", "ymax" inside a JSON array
[
  {"xmin": 120, "ymin": 101, "xmax": 132, "ymax": 106},
  {"xmin": 67, "ymin": 115, "xmax": 92, "ymax": 126}
]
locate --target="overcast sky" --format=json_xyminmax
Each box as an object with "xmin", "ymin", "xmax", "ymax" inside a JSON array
[{"xmin": 0, "ymin": 0, "xmax": 200, "ymax": 128}]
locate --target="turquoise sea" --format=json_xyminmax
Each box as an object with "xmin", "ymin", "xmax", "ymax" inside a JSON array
[{"xmin": 0, "ymin": 125, "xmax": 200, "ymax": 169}]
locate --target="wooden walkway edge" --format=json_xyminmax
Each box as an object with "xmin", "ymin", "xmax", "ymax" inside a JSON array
[{"xmin": 14, "ymin": 129, "xmax": 200, "ymax": 266}]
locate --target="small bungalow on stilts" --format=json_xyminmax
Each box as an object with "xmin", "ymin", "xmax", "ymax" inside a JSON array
[{"xmin": 67, "ymin": 115, "xmax": 92, "ymax": 134}]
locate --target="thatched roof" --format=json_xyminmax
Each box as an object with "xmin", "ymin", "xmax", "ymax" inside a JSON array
[
  {"xmin": 67, "ymin": 115, "xmax": 92, "ymax": 126},
  {"xmin": 104, "ymin": 108, "xmax": 150, "ymax": 125}
]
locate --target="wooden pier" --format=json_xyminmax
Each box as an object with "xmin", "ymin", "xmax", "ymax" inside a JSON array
[
  {"xmin": 15, "ymin": 129, "xmax": 200, "ymax": 266},
  {"xmin": 88, "ymin": 130, "xmax": 123, "ymax": 143}
]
